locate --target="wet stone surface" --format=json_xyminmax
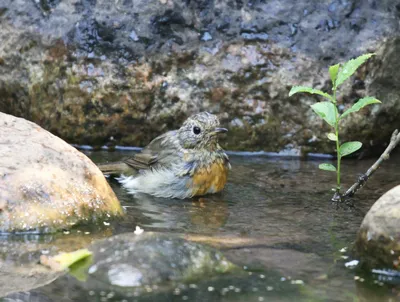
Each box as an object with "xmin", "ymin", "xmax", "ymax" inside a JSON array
[
  {"xmin": 1, "ymin": 151, "xmax": 400, "ymax": 301},
  {"xmin": 86, "ymin": 232, "xmax": 236, "ymax": 288}
]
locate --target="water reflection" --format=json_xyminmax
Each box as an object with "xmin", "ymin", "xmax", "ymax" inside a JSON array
[{"xmin": 113, "ymin": 187, "xmax": 230, "ymax": 234}]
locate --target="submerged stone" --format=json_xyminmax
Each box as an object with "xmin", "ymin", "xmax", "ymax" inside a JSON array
[
  {"xmin": 356, "ymin": 185, "xmax": 400, "ymax": 269},
  {"xmin": 87, "ymin": 232, "xmax": 236, "ymax": 288},
  {"xmin": 0, "ymin": 113, "xmax": 123, "ymax": 233}
]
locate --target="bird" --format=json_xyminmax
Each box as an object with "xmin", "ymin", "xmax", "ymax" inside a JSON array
[{"xmin": 98, "ymin": 112, "xmax": 231, "ymax": 199}]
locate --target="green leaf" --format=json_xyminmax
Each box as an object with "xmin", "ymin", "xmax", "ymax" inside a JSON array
[
  {"xmin": 69, "ymin": 255, "xmax": 93, "ymax": 282},
  {"xmin": 340, "ymin": 96, "xmax": 381, "ymax": 119},
  {"xmin": 329, "ymin": 63, "xmax": 340, "ymax": 87},
  {"xmin": 289, "ymin": 86, "xmax": 333, "ymax": 101},
  {"xmin": 327, "ymin": 133, "xmax": 338, "ymax": 141},
  {"xmin": 310, "ymin": 102, "xmax": 337, "ymax": 127},
  {"xmin": 335, "ymin": 53, "xmax": 375, "ymax": 88},
  {"xmin": 339, "ymin": 141, "xmax": 362, "ymax": 157},
  {"xmin": 41, "ymin": 248, "xmax": 93, "ymax": 271},
  {"xmin": 319, "ymin": 163, "xmax": 336, "ymax": 172}
]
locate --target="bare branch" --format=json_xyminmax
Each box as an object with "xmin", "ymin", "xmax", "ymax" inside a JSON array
[{"xmin": 338, "ymin": 129, "xmax": 400, "ymax": 201}]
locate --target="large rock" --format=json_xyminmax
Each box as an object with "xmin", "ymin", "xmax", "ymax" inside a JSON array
[
  {"xmin": 356, "ymin": 185, "xmax": 400, "ymax": 269},
  {"xmin": 0, "ymin": 0, "xmax": 399, "ymax": 153},
  {"xmin": 0, "ymin": 112, "xmax": 123, "ymax": 233}
]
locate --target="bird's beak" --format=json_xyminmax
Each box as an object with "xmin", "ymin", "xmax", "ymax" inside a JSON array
[{"xmin": 211, "ymin": 128, "xmax": 228, "ymax": 135}]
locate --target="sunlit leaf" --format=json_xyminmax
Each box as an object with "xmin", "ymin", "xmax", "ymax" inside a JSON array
[
  {"xmin": 289, "ymin": 86, "xmax": 333, "ymax": 102},
  {"xmin": 327, "ymin": 133, "xmax": 338, "ymax": 141},
  {"xmin": 335, "ymin": 53, "xmax": 375, "ymax": 88},
  {"xmin": 69, "ymin": 255, "xmax": 93, "ymax": 282},
  {"xmin": 310, "ymin": 102, "xmax": 337, "ymax": 127},
  {"xmin": 40, "ymin": 249, "xmax": 93, "ymax": 271},
  {"xmin": 340, "ymin": 97, "xmax": 381, "ymax": 119},
  {"xmin": 319, "ymin": 163, "xmax": 336, "ymax": 172},
  {"xmin": 339, "ymin": 141, "xmax": 362, "ymax": 157},
  {"xmin": 329, "ymin": 63, "xmax": 340, "ymax": 87}
]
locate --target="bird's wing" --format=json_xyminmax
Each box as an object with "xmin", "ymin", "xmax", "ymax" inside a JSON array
[{"xmin": 123, "ymin": 131, "xmax": 182, "ymax": 171}]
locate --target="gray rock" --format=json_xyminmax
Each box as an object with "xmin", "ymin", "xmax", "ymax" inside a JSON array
[
  {"xmin": 0, "ymin": 267, "xmax": 62, "ymax": 298},
  {"xmin": 0, "ymin": 0, "xmax": 399, "ymax": 153},
  {"xmin": 0, "ymin": 112, "xmax": 123, "ymax": 233},
  {"xmin": 86, "ymin": 232, "xmax": 236, "ymax": 288},
  {"xmin": 356, "ymin": 185, "xmax": 400, "ymax": 269}
]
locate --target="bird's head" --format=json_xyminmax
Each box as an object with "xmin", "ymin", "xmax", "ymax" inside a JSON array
[{"xmin": 177, "ymin": 112, "xmax": 227, "ymax": 151}]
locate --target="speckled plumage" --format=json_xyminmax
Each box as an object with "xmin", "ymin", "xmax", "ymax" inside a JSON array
[{"xmin": 114, "ymin": 112, "xmax": 230, "ymax": 199}]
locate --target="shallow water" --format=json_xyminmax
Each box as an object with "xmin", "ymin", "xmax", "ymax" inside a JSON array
[{"xmin": 2, "ymin": 151, "xmax": 400, "ymax": 301}]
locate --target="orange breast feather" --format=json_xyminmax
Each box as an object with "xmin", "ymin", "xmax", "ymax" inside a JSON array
[{"xmin": 191, "ymin": 161, "xmax": 228, "ymax": 196}]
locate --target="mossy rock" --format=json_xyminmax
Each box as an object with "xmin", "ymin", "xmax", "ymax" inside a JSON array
[{"xmin": 1, "ymin": 1, "xmax": 400, "ymax": 154}]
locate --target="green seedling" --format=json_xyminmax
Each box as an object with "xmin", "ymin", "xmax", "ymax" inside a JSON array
[{"xmin": 289, "ymin": 53, "xmax": 381, "ymax": 197}]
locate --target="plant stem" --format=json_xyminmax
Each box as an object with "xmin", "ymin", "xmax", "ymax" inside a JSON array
[
  {"xmin": 335, "ymin": 124, "xmax": 341, "ymax": 192},
  {"xmin": 332, "ymin": 87, "xmax": 341, "ymax": 193}
]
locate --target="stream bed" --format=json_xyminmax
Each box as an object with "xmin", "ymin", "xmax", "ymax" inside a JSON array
[{"xmin": 1, "ymin": 151, "xmax": 400, "ymax": 302}]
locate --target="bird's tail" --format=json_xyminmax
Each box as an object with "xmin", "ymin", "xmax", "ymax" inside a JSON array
[{"xmin": 97, "ymin": 162, "xmax": 136, "ymax": 176}]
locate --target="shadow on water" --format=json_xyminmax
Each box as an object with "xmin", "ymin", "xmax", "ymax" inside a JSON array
[{"xmin": 1, "ymin": 151, "xmax": 400, "ymax": 301}]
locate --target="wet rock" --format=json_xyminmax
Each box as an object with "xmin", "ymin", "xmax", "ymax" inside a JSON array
[
  {"xmin": 86, "ymin": 232, "xmax": 236, "ymax": 288},
  {"xmin": 356, "ymin": 185, "xmax": 400, "ymax": 269},
  {"xmin": 0, "ymin": 0, "xmax": 399, "ymax": 154},
  {"xmin": 33, "ymin": 265, "xmax": 304, "ymax": 302},
  {"xmin": 0, "ymin": 264, "xmax": 62, "ymax": 297},
  {"xmin": 185, "ymin": 234, "xmax": 327, "ymax": 279},
  {"xmin": 0, "ymin": 112, "xmax": 123, "ymax": 233},
  {"xmin": 0, "ymin": 228, "xmax": 114, "ymax": 297}
]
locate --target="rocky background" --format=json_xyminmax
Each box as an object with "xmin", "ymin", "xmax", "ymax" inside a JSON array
[{"xmin": 0, "ymin": 0, "xmax": 399, "ymax": 154}]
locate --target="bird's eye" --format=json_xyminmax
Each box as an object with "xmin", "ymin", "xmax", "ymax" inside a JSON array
[{"xmin": 193, "ymin": 126, "xmax": 201, "ymax": 135}]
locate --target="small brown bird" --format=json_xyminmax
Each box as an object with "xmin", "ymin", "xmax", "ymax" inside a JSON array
[{"xmin": 98, "ymin": 112, "xmax": 230, "ymax": 199}]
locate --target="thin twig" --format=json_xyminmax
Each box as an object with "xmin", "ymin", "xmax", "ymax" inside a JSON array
[{"xmin": 336, "ymin": 129, "xmax": 400, "ymax": 201}]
